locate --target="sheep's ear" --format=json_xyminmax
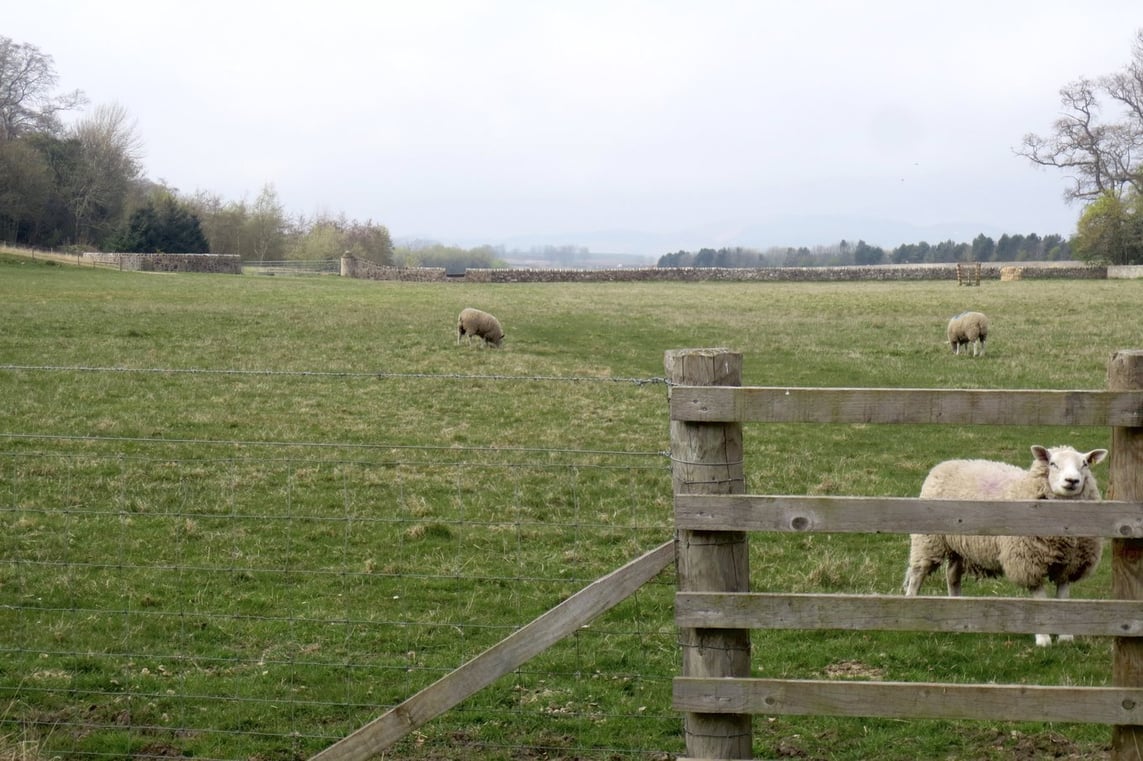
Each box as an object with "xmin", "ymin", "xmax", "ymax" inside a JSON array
[
  {"xmin": 1030, "ymin": 445, "xmax": 1050, "ymax": 463},
  {"xmin": 1085, "ymin": 449, "xmax": 1109, "ymax": 466}
]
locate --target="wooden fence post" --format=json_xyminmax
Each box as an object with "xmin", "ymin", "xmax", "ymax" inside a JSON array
[
  {"xmin": 665, "ymin": 348, "xmax": 752, "ymax": 760},
  {"xmin": 1111, "ymin": 350, "xmax": 1143, "ymax": 760}
]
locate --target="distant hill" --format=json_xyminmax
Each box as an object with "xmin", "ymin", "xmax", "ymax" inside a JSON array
[{"xmin": 419, "ymin": 214, "xmax": 1030, "ymax": 263}]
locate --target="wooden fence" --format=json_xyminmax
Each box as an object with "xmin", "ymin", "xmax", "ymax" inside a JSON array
[
  {"xmin": 667, "ymin": 347, "xmax": 1143, "ymax": 761},
  {"xmin": 309, "ymin": 348, "xmax": 1142, "ymax": 761}
]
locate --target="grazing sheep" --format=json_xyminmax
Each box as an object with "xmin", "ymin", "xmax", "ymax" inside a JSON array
[
  {"xmin": 456, "ymin": 307, "xmax": 504, "ymax": 348},
  {"xmin": 902, "ymin": 445, "xmax": 1109, "ymax": 646},
  {"xmin": 947, "ymin": 311, "xmax": 989, "ymax": 356}
]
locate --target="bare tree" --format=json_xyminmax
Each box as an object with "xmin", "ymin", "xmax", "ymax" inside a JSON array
[
  {"xmin": 248, "ymin": 184, "xmax": 286, "ymax": 262},
  {"xmin": 68, "ymin": 102, "xmax": 144, "ymax": 242},
  {"xmin": 1017, "ymin": 29, "xmax": 1143, "ymax": 201},
  {"xmin": 189, "ymin": 190, "xmax": 249, "ymax": 256},
  {"xmin": 0, "ymin": 36, "xmax": 86, "ymax": 141},
  {"xmin": 74, "ymin": 102, "xmax": 144, "ymax": 169},
  {"xmin": 1106, "ymin": 30, "xmax": 1143, "ymax": 129}
]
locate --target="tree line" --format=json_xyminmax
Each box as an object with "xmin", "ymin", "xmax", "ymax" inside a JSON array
[
  {"xmin": 4, "ymin": 31, "xmax": 1143, "ymax": 267},
  {"xmin": 0, "ymin": 36, "xmax": 395, "ymax": 264},
  {"xmin": 657, "ymin": 233, "xmax": 1072, "ymax": 269}
]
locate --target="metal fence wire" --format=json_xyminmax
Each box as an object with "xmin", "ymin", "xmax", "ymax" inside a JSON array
[{"xmin": 0, "ymin": 369, "xmax": 681, "ymax": 761}]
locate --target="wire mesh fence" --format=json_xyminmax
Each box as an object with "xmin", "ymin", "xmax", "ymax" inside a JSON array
[{"xmin": 1, "ymin": 373, "xmax": 682, "ymax": 761}]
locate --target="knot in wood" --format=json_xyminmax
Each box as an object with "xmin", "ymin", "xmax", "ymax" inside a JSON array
[{"xmin": 790, "ymin": 515, "xmax": 811, "ymax": 531}]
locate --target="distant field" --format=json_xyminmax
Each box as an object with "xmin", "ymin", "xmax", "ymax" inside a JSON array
[{"xmin": 1, "ymin": 252, "xmax": 1138, "ymax": 760}]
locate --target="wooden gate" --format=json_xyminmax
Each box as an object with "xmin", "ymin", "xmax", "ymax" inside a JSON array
[{"xmin": 667, "ymin": 348, "xmax": 1143, "ymax": 760}]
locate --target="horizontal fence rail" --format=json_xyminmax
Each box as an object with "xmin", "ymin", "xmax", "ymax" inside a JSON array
[
  {"xmin": 675, "ymin": 592, "xmax": 1143, "ymax": 637},
  {"xmin": 674, "ymin": 494, "xmax": 1143, "ymax": 536},
  {"xmin": 673, "ymin": 678, "xmax": 1143, "ymax": 725},
  {"xmin": 669, "ymin": 386, "xmax": 1143, "ymax": 427}
]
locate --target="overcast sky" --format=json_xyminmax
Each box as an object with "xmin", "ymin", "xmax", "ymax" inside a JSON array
[{"xmin": 7, "ymin": 1, "xmax": 1142, "ymax": 253}]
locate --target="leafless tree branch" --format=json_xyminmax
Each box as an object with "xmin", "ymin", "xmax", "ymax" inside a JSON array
[
  {"xmin": 1016, "ymin": 30, "xmax": 1143, "ymax": 201},
  {"xmin": 0, "ymin": 36, "xmax": 87, "ymax": 141}
]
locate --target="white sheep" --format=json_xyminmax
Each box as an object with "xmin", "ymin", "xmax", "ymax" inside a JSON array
[
  {"xmin": 456, "ymin": 307, "xmax": 504, "ymax": 348},
  {"xmin": 902, "ymin": 444, "xmax": 1109, "ymax": 646},
  {"xmin": 947, "ymin": 311, "xmax": 989, "ymax": 356}
]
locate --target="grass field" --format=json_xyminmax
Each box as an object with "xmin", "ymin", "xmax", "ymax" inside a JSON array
[{"xmin": 1, "ymin": 251, "xmax": 1139, "ymax": 760}]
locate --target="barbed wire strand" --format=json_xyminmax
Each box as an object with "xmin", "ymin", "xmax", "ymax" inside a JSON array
[
  {"xmin": 0, "ymin": 432, "xmax": 671, "ymax": 462},
  {"xmin": 0, "ymin": 362, "xmax": 683, "ymax": 759},
  {"xmin": 0, "ymin": 363, "xmax": 669, "ymax": 386}
]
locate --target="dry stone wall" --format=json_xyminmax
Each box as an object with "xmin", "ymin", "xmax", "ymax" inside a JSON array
[
  {"xmin": 68, "ymin": 253, "xmax": 1117, "ymax": 281},
  {"xmin": 464, "ymin": 264, "xmax": 963, "ymax": 282},
  {"xmin": 1109, "ymin": 265, "xmax": 1143, "ymax": 279},
  {"xmin": 340, "ymin": 255, "xmax": 447, "ymax": 282},
  {"xmin": 82, "ymin": 253, "xmax": 242, "ymax": 274},
  {"xmin": 341, "ymin": 257, "xmax": 1108, "ymax": 283}
]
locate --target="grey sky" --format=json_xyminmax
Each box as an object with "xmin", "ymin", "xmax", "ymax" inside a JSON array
[{"xmin": 7, "ymin": 1, "xmax": 1142, "ymax": 253}]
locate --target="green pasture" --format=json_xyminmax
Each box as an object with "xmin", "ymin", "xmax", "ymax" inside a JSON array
[{"xmin": 1, "ymin": 252, "xmax": 1139, "ymax": 760}]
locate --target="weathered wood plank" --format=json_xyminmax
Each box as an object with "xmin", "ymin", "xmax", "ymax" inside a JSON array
[
  {"xmin": 665, "ymin": 348, "xmax": 753, "ymax": 761},
  {"xmin": 1110, "ymin": 350, "xmax": 1143, "ymax": 758},
  {"xmin": 307, "ymin": 540, "xmax": 675, "ymax": 761},
  {"xmin": 673, "ymin": 678, "xmax": 1143, "ymax": 724},
  {"xmin": 675, "ymin": 493, "xmax": 1143, "ymax": 537},
  {"xmin": 675, "ymin": 592, "xmax": 1143, "ymax": 636},
  {"xmin": 669, "ymin": 386, "xmax": 1143, "ymax": 427}
]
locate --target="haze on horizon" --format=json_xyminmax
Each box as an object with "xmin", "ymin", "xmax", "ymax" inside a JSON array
[{"xmin": 6, "ymin": 1, "xmax": 1142, "ymax": 254}]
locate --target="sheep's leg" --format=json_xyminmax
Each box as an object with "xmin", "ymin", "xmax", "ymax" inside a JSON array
[
  {"xmin": 903, "ymin": 565, "xmax": 921, "ymax": 596},
  {"xmin": 1054, "ymin": 582, "xmax": 1074, "ymax": 643},
  {"xmin": 903, "ymin": 557, "xmax": 939, "ymax": 596},
  {"xmin": 945, "ymin": 555, "xmax": 965, "ymax": 596},
  {"xmin": 902, "ymin": 566, "xmax": 919, "ymax": 595},
  {"xmin": 1031, "ymin": 586, "xmax": 1052, "ymax": 646}
]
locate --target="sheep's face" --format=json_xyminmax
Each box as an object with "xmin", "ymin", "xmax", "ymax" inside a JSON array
[{"xmin": 1031, "ymin": 445, "xmax": 1109, "ymax": 497}]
